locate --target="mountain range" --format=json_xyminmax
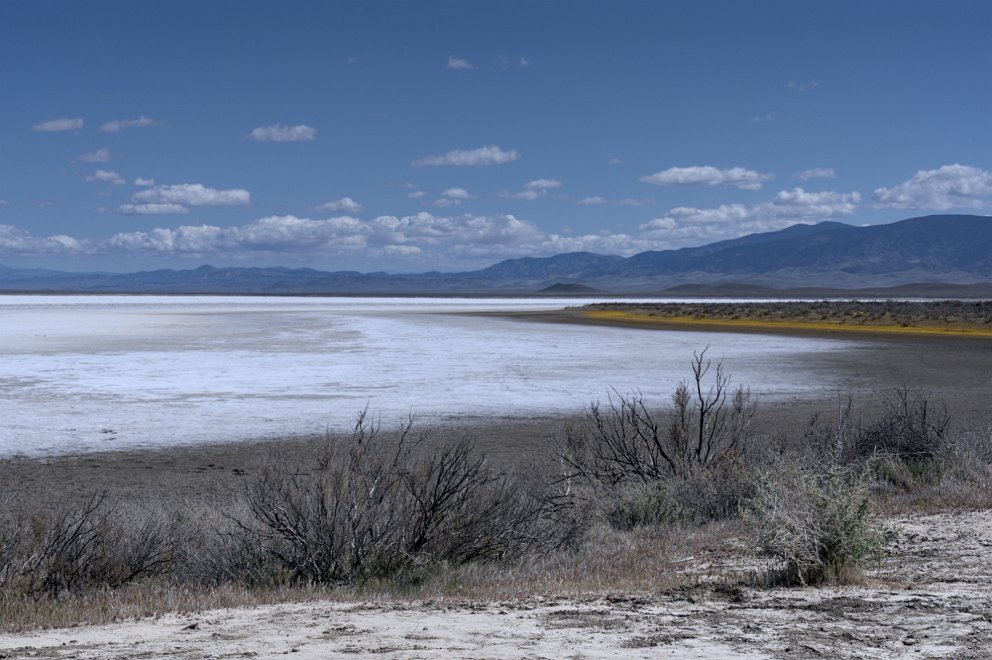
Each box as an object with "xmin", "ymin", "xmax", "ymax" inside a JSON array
[{"xmin": 3, "ymin": 214, "xmax": 992, "ymax": 295}]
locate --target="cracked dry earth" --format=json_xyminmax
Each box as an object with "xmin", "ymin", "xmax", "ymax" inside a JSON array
[{"xmin": 2, "ymin": 510, "xmax": 991, "ymax": 659}]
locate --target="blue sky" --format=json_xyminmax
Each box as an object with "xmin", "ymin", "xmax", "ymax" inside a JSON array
[{"xmin": 2, "ymin": 0, "xmax": 992, "ymax": 273}]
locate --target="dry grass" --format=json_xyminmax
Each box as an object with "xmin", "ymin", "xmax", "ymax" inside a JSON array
[
  {"xmin": 3, "ymin": 377, "xmax": 991, "ymax": 633},
  {"xmin": 582, "ymin": 301, "xmax": 992, "ymax": 338}
]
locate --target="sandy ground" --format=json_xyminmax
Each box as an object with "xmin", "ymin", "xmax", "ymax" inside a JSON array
[{"xmin": 2, "ymin": 508, "xmax": 991, "ymax": 659}]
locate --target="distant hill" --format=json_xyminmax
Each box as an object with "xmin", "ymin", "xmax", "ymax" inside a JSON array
[
  {"xmin": 3, "ymin": 214, "xmax": 992, "ymax": 294},
  {"xmin": 536, "ymin": 282, "xmax": 605, "ymax": 295}
]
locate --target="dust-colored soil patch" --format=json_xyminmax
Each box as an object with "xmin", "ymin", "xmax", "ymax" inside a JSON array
[{"xmin": 3, "ymin": 509, "xmax": 991, "ymax": 659}]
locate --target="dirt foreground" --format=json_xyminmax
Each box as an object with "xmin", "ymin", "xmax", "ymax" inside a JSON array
[{"xmin": 3, "ymin": 509, "xmax": 991, "ymax": 659}]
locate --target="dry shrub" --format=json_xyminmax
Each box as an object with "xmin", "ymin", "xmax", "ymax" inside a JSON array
[
  {"xmin": 240, "ymin": 411, "xmax": 562, "ymax": 586},
  {"xmin": 747, "ymin": 460, "xmax": 885, "ymax": 586},
  {"xmin": 607, "ymin": 460, "xmax": 753, "ymax": 530},
  {"xmin": 556, "ymin": 350, "xmax": 756, "ymax": 529},
  {"xmin": 852, "ymin": 388, "xmax": 949, "ymax": 462},
  {"xmin": 3, "ymin": 494, "xmax": 174, "ymax": 598}
]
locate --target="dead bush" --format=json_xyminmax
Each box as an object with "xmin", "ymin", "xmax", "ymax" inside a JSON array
[
  {"xmin": 852, "ymin": 388, "xmax": 949, "ymax": 462},
  {"xmin": 12, "ymin": 494, "xmax": 174, "ymax": 598},
  {"xmin": 556, "ymin": 350, "xmax": 756, "ymax": 528},
  {"xmin": 241, "ymin": 411, "xmax": 560, "ymax": 586}
]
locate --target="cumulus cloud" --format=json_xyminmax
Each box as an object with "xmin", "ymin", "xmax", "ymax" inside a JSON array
[
  {"xmin": 118, "ymin": 203, "xmax": 188, "ymax": 215},
  {"xmin": 525, "ymin": 179, "xmax": 561, "ymax": 190},
  {"xmin": 131, "ymin": 183, "xmax": 251, "ymax": 207},
  {"xmin": 640, "ymin": 188, "xmax": 860, "ymax": 244},
  {"xmin": 102, "ymin": 212, "xmax": 547, "ymax": 259},
  {"xmin": 408, "ymin": 190, "xmax": 426, "ymax": 199},
  {"xmin": 501, "ymin": 178, "xmax": 562, "ymax": 201},
  {"xmin": 793, "ymin": 168, "xmax": 837, "ymax": 181},
  {"xmin": 133, "ymin": 177, "xmax": 155, "ymax": 187},
  {"xmin": 76, "ymin": 148, "xmax": 111, "ymax": 163},
  {"xmin": 33, "ymin": 117, "xmax": 84, "ymax": 132},
  {"xmin": 432, "ymin": 188, "xmax": 475, "ymax": 206},
  {"xmin": 578, "ymin": 196, "xmax": 607, "ymax": 205},
  {"xmin": 501, "ymin": 189, "xmax": 541, "ymax": 201},
  {"xmin": 86, "ymin": 169, "xmax": 126, "ymax": 185},
  {"xmin": 640, "ymin": 165, "xmax": 773, "ymax": 190},
  {"xmin": 0, "ymin": 184, "xmax": 864, "ymax": 264},
  {"xmin": 872, "ymin": 164, "xmax": 992, "ymax": 211},
  {"xmin": 100, "ymin": 116, "xmax": 161, "ymax": 133},
  {"xmin": 446, "ymin": 56, "xmax": 474, "ymax": 70},
  {"xmin": 317, "ymin": 197, "xmax": 363, "ymax": 213},
  {"xmin": 0, "ymin": 225, "xmax": 88, "ymax": 255},
  {"xmin": 248, "ymin": 124, "xmax": 317, "ymax": 142},
  {"xmin": 413, "ymin": 145, "xmax": 520, "ymax": 167}
]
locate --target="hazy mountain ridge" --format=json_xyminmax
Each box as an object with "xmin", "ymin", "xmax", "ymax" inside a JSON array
[{"xmin": 3, "ymin": 215, "xmax": 992, "ymax": 294}]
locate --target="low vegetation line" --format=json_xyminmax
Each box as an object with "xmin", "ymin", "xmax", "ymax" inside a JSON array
[
  {"xmin": 581, "ymin": 301, "xmax": 992, "ymax": 338},
  {"xmin": 2, "ymin": 351, "xmax": 991, "ymax": 632}
]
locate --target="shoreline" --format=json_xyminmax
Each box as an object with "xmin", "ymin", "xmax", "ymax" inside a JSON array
[{"xmin": 486, "ymin": 306, "xmax": 992, "ymax": 340}]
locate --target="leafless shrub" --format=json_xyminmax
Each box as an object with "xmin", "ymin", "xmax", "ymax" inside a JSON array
[
  {"xmin": 851, "ymin": 387, "xmax": 949, "ymax": 462},
  {"xmin": 13, "ymin": 494, "xmax": 174, "ymax": 598},
  {"xmin": 560, "ymin": 349, "xmax": 755, "ymax": 486},
  {"xmin": 747, "ymin": 460, "xmax": 886, "ymax": 586},
  {"xmin": 241, "ymin": 411, "xmax": 560, "ymax": 586},
  {"xmin": 555, "ymin": 350, "xmax": 756, "ymax": 528},
  {"xmin": 168, "ymin": 504, "xmax": 280, "ymax": 588}
]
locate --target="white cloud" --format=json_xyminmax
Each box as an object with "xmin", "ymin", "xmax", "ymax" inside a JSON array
[
  {"xmin": 500, "ymin": 179, "xmax": 562, "ymax": 201},
  {"xmin": 788, "ymin": 79, "xmax": 820, "ymax": 92},
  {"xmin": 751, "ymin": 112, "xmax": 776, "ymax": 124},
  {"xmin": 432, "ymin": 198, "xmax": 460, "ymax": 208},
  {"xmin": 132, "ymin": 183, "xmax": 251, "ymax": 207},
  {"xmin": 431, "ymin": 189, "xmax": 475, "ymax": 208},
  {"xmin": 608, "ymin": 158, "xmax": 622, "ymax": 166},
  {"xmin": 118, "ymin": 203, "xmax": 189, "ymax": 215},
  {"xmin": 33, "ymin": 117, "xmax": 83, "ymax": 132},
  {"xmin": 793, "ymin": 168, "xmax": 836, "ymax": 181},
  {"xmin": 248, "ymin": 124, "xmax": 317, "ymax": 142},
  {"xmin": 408, "ymin": 190, "xmax": 426, "ymax": 199},
  {"xmin": 413, "ymin": 145, "xmax": 520, "ymax": 167},
  {"xmin": 100, "ymin": 116, "xmax": 161, "ymax": 133},
  {"xmin": 640, "ymin": 165, "xmax": 773, "ymax": 190},
  {"xmin": 872, "ymin": 164, "xmax": 992, "ymax": 211},
  {"xmin": 524, "ymin": 179, "xmax": 561, "ymax": 190},
  {"xmin": 76, "ymin": 148, "xmax": 111, "ymax": 163},
  {"xmin": 86, "ymin": 169, "xmax": 126, "ymax": 185},
  {"xmin": 501, "ymin": 189, "xmax": 541, "ymax": 201},
  {"xmin": 0, "ymin": 185, "xmax": 861, "ymax": 264},
  {"xmin": 446, "ymin": 56, "xmax": 474, "ymax": 70},
  {"xmin": 519, "ymin": 57, "xmax": 533, "ymax": 67},
  {"xmin": 619, "ymin": 198, "xmax": 653, "ymax": 207},
  {"xmin": 640, "ymin": 188, "xmax": 860, "ymax": 245},
  {"xmin": 0, "ymin": 225, "xmax": 88, "ymax": 255},
  {"xmin": 317, "ymin": 197, "xmax": 363, "ymax": 213},
  {"xmin": 385, "ymin": 244, "xmax": 422, "ymax": 255},
  {"xmin": 102, "ymin": 212, "xmax": 547, "ymax": 258},
  {"xmin": 133, "ymin": 177, "xmax": 156, "ymax": 187},
  {"xmin": 578, "ymin": 196, "xmax": 607, "ymax": 205}
]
